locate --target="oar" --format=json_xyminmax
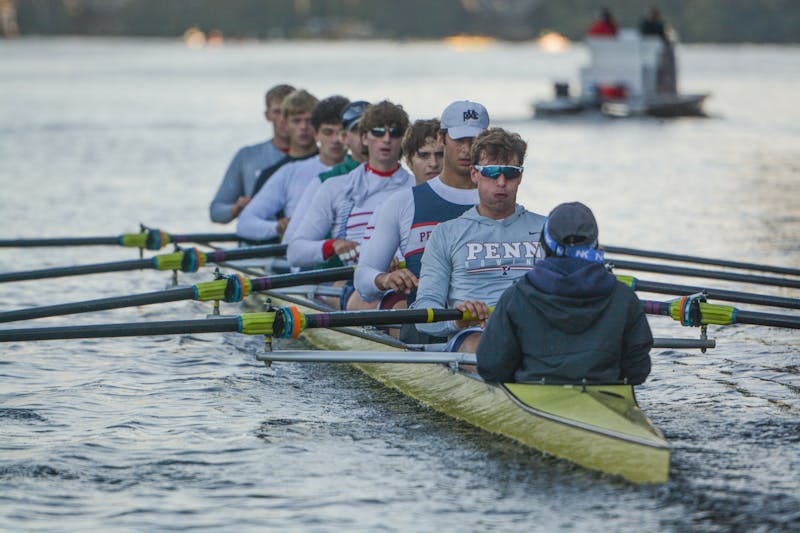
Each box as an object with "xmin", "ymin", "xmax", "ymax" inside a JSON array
[
  {"xmin": 643, "ymin": 298, "xmax": 800, "ymax": 329},
  {"xmin": 0, "ymin": 230, "xmax": 272, "ymax": 250},
  {"xmin": 604, "ymin": 245, "xmax": 800, "ymax": 276},
  {"xmin": 0, "ymin": 266, "xmax": 355, "ymax": 323},
  {"xmin": 616, "ymin": 275, "xmax": 800, "ymax": 310},
  {"xmin": 0, "ymin": 244, "xmax": 287, "ymax": 283},
  {"xmin": 0, "ymin": 306, "xmax": 483, "ymax": 343},
  {"xmin": 609, "ymin": 259, "xmax": 800, "ymax": 289}
]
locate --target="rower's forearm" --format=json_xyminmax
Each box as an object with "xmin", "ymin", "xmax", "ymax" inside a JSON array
[
  {"xmin": 237, "ymin": 214, "xmax": 278, "ymax": 242},
  {"xmin": 353, "ymin": 263, "xmax": 386, "ymax": 302}
]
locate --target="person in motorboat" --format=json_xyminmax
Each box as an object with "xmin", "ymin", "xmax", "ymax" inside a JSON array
[
  {"xmin": 286, "ymin": 100, "xmax": 416, "ymax": 310},
  {"xmin": 354, "ymin": 102, "xmax": 488, "ymax": 342},
  {"xmin": 476, "ymin": 202, "xmax": 653, "ymax": 385},
  {"xmin": 410, "ymin": 127, "xmax": 546, "ymax": 353},
  {"xmin": 236, "ymin": 95, "xmax": 350, "ymax": 242},
  {"xmin": 586, "ymin": 7, "xmax": 618, "ymax": 37},
  {"xmin": 209, "ymin": 83, "xmax": 294, "ymax": 223},
  {"xmin": 282, "ymin": 100, "xmax": 370, "ymax": 245}
]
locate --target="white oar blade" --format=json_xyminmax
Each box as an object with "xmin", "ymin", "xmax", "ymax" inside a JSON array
[{"xmin": 256, "ymin": 350, "xmax": 477, "ymax": 365}]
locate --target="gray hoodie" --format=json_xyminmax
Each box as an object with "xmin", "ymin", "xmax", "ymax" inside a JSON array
[{"xmin": 411, "ymin": 205, "xmax": 546, "ymax": 337}]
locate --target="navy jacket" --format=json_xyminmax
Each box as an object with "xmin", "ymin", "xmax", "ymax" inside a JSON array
[{"xmin": 476, "ymin": 257, "xmax": 653, "ymax": 384}]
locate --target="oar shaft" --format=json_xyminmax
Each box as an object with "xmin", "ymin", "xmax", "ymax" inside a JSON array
[
  {"xmin": 611, "ymin": 259, "xmax": 800, "ymax": 289},
  {"xmin": 0, "ymin": 317, "xmax": 241, "ymax": 342},
  {"xmin": 630, "ymin": 278, "xmax": 800, "ymax": 310},
  {"xmin": 205, "ymin": 244, "xmax": 287, "ymax": 262},
  {"xmin": 0, "ymin": 287, "xmax": 196, "ymax": 323},
  {"xmin": 171, "ymin": 232, "xmax": 240, "ymax": 244},
  {"xmin": 0, "ymin": 236, "xmax": 122, "ymax": 247},
  {"xmin": 0, "ymin": 258, "xmax": 151, "ymax": 283},
  {"xmin": 304, "ymin": 308, "xmax": 464, "ymax": 329},
  {"xmin": 604, "ymin": 245, "xmax": 800, "ymax": 276},
  {"xmin": 250, "ymin": 266, "xmax": 354, "ymax": 291},
  {"xmin": 735, "ymin": 310, "xmax": 800, "ymax": 329}
]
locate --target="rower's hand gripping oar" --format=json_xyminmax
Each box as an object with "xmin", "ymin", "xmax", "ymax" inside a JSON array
[
  {"xmin": 0, "ymin": 266, "xmax": 356, "ymax": 323},
  {"xmin": 0, "ymin": 244, "xmax": 287, "ymax": 283}
]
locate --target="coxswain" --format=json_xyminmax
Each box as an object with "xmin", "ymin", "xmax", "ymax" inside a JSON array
[{"xmin": 477, "ymin": 202, "xmax": 653, "ymax": 384}]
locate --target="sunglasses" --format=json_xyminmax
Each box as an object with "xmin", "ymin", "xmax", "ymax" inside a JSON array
[
  {"xmin": 473, "ymin": 164, "xmax": 524, "ymax": 180},
  {"xmin": 370, "ymin": 126, "xmax": 404, "ymax": 138}
]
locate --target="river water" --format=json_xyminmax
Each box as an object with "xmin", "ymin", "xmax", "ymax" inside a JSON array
[{"xmin": 0, "ymin": 38, "xmax": 798, "ymax": 532}]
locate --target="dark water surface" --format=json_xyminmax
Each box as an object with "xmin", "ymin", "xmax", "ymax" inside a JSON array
[{"xmin": 0, "ymin": 38, "xmax": 798, "ymax": 531}]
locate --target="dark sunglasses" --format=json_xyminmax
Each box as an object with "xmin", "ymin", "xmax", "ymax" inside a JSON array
[
  {"xmin": 370, "ymin": 126, "xmax": 404, "ymax": 138},
  {"xmin": 473, "ymin": 164, "xmax": 524, "ymax": 180}
]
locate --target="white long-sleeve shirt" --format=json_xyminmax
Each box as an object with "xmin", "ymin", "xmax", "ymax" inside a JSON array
[
  {"xmin": 236, "ymin": 156, "xmax": 330, "ymax": 241},
  {"xmin": 286, "ymin": 164, "xmax": 415, "ymax": 268},
  {"xmin": 355, "ymin": 177, "xmax": 478, "ymax": 302}
]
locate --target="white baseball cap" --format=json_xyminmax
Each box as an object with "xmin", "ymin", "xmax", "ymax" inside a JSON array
[{"xmin": 440, "ymin": 100, "xmax": 490, "ymax": 139}]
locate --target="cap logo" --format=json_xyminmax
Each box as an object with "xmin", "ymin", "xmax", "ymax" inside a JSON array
[{"xmin": 463, "ymin": 109, "xmax": 480, "ymax": 121}]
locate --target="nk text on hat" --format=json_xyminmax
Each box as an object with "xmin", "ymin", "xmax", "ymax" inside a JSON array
[{"xmin": 440, "ymin": 100, "xmax": 489, "ymax": 139}]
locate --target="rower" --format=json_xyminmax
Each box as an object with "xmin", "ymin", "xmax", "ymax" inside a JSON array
[
  {"xmin": 410, "ymin": 127, "xmax": 546, "ymax": 353},
  {"xmin": 401, "ymin": 118, "xmax": 445, "ymax": 183},
  {"xmin": 283, "ymin": 100, "xmax": 370, "ymax": 245},
  {"xmin": 236, "ymin": 95, "xmax": 350, "ymax": 242},
  {"xmin": 355, "ymin": 101, "xmax": 489, "ymax": 343},
  {"xmin": 209, "ymin": 83, "xmax": 294, "ymax": 223},
  {"xmin": 476, "ymin": 202, "xmax": 653, "ymax": 384},
  {"xmin": 286, "ymin": 100, "xmax": 416, "ymax": 309},
  {"xmin": 249, "ymin": 89, "xmax": 320, "ymax": 199}
]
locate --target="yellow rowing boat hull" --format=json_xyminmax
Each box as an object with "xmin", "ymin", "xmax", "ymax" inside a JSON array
[
  {"xmin": 239, "ymin": 283, "xmax": 670, "ymax": 483},
  {"xmin": 300, "ymin": 319, "xmax": 670, "ymax": 484}
]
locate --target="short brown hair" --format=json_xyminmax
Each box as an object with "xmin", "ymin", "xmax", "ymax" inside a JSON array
[
  {"xmin": 401, "ymin": 118, "xmax": 441, "ymax": 165},
  {"xmin": 282, "ymin": 89, "xmax": 318, "ymax": 118},
  {"xmin": 265, "ymin": 84, "xmax": 295, "ymax": 109},
  {"xmin": 358, "ymin": 100, "xmax": 410, "ymax": 136},
  {"xmin": 470, "ymin": 127, "xmax": 527, "ymax": 165}
]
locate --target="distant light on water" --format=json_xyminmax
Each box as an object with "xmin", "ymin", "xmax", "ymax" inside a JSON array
[{"xmin": 537, "ymin": 30, "xmax": 570, "ymax": 53}]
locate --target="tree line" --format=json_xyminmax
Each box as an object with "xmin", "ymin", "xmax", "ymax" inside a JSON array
[{"xmin": 12, "ymin": 0, "xmax": 800, "ymax": 43}]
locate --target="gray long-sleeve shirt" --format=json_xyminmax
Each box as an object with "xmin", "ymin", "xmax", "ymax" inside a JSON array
[
  {"xmin": 209, "ymin": 139, "xmax": 285, "ymax": 223},
  {"xmin": 410, "ymin": 205, "xmax": 546, "ymax": 337}
]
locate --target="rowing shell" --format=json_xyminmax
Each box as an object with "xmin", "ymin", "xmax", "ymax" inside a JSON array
[{"xmin": 229, "ymin": 263, "xmax": 670, "ymax": 483}]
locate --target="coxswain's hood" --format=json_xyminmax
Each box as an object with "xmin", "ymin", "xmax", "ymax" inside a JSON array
[{"xmin": 522, "ymin": 256, "xmax": 617, "ymax": 334}]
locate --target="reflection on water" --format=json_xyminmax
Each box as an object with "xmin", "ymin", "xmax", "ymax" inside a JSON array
[{"xmin": 0, "ymin": 38, "xmax": 798, "ymax": 531}]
